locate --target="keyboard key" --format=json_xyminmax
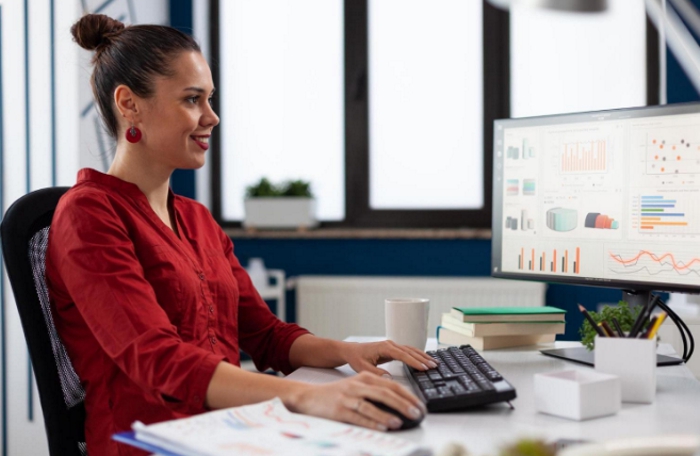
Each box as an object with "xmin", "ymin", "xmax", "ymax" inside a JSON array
[
  {"xmin": 423, "ymin": 388, "xmax": 439, "ymax": 399},
  {"xmin": 404, "ymin": 344, "xmax": 517, "ymax": 412},
  {"xmin": 437, "ymin": 386, "xmax": 454, "ymax": 397},
  {"xmin": 477, "ymin": 381, "xmax": 495, "ymax": 391},
  {"xmin": 458, "ymin": 378, "xmax": 481, "ymax": 393},
  {"xmin": 419, "ymin": 380, "xmax": 433, "ymax": 390},
  {"xmin": 446, "ymin": 380, "xmax": 466, "ymax": 395}
]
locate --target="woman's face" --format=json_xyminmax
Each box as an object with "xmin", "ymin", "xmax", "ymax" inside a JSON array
[{"xmin": 137, "ymin": 51, "xmax": 219, "ymax": 170}]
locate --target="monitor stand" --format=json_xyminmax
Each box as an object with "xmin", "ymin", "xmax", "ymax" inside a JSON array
[
  {"xmin": 623, "ymin": 289, "xmax": 651, "ymax": 309},
  {"xmin": 540, "ymin": 346, "xmax": 683, "ymax": 367}
]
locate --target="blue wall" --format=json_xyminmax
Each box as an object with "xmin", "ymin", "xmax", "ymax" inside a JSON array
[
  {"xmin": 667, "ymin": 0, "xmax": 700, "ymax": 103},
  {"xmin": 169, "ymin": 0, "xmax": 196, "ymax": 199},
  {"xmin": 183, "ymin": 2, "xmax": 700, "ymax": 341}
]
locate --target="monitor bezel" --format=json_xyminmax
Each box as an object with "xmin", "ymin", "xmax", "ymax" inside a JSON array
[{"xmin": 491, "ymin": 102, "xmax": 700, "ymax": 295}]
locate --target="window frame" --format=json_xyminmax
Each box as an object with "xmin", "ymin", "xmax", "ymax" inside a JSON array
[{"xmin": 209, "ymin": 0, "xmax": 658, "ymax": 229}]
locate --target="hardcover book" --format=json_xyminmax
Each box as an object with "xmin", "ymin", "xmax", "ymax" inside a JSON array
[
  {"xmin": 450, "ymin": 306, "xmax": 566, "ymax": 323},
  {"xmin": 441, "ymin": 313, "xmax": 565, "ymax": 337},
  {"xmin": 437, "ymin": 326, "xmax": 556, "ymax": 350}
]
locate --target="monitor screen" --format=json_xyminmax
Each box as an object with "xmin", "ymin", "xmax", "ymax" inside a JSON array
[{"xmin": 491, "ymin": 103, "xmax": 700, "ymax": 295}]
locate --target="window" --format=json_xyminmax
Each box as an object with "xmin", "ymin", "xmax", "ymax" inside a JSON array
[
  {"xmin": 218, "ymin": 0, "xmax": 345, "ymax": 221},
  {"xmin": 368, "ymin": 0, "xmax": 483, "ymax": 211},
  {"xmin": 210, "ymin": 1, "xmax": 654, "ymax": 228},
  {"xmin": 511, "ymin": 1, "xmax": 651, "ymax": 117}
]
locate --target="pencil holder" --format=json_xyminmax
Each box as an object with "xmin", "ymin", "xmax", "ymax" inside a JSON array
[{"xmin": 594, "ymin": 336, "xmax": 656, "ymax": 404}]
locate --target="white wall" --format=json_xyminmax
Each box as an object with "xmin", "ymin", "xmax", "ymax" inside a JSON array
[
  {"xmin": 194, "ymin": 0, "xmax": 212, "ymax": 208},
  {"xmin": 1, "ymin": 1, "xmax": 168, "ymax": 454},
  {"xmin": 1, "ymin": 1, "xmax": 81, "ymax": 454}
]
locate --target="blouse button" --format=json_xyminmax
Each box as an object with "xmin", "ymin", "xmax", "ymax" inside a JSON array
[
  {"xmin": 209, "ymin": 305, "xmax": 214, "ymax": 313},
  {"xmin": 199, "ymin": 273, "xmax": 205, "ymax": 280},
  {"xmin": 210, "ymin": 337, "xmax": 217, "ymax": 344}
]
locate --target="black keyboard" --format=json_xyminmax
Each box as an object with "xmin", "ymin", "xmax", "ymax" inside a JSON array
[{"xmin": 404, "ymin": 345, "xmax": 517, "ymax": 412}]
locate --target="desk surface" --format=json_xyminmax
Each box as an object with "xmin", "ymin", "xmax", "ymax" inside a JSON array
[{"xmin": 287, "ymin": 338, "xmax": 700, "ymax": 456}]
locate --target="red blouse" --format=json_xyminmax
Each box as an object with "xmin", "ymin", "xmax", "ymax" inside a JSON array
[{"xmin": 45, "ymin": 169, "xmax": 309, "ymax": 456}]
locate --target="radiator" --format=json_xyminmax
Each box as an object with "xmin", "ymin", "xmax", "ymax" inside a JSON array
[{"xmin": 295, "ymin": 276, "xmax": 547, "ymax": 341}]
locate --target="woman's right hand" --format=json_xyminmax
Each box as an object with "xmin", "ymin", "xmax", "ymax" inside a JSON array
[{"xmin": 288, "ymin": 371, "xmax": 426, "ymax": 431}]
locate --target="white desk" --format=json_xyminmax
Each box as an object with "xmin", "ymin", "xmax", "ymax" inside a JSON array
[{"xmin": 287, "ymin": 337, "xmax": 700, "ymax": 456}]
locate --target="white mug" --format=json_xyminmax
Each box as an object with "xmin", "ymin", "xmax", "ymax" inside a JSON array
[{"xmin": 384, "ymin": 298, "xmax": 430, "ymax": 351}]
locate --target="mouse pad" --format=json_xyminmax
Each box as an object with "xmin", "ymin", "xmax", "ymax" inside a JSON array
[{"xmin": 540, "ymin": 346, "xmax": 684, "ymax": 367}]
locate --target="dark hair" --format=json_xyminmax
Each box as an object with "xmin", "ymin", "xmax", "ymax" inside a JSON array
[{"xmin": 71, "ymin": 14, "xmax": 201, "ymax": 139}]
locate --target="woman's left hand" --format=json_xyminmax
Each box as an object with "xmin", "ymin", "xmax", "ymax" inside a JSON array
[{"xmin": 342, "ymin": 340, "xmax": 438, "ymax": 376}]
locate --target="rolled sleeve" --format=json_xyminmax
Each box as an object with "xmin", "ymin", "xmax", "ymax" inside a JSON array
[
  {"xmin": 265, "ymin": 327, "xmax": 312, "ymax": 375},
  {"xmin": 186, "ymin": 352, "xmax": 225, "ymax": 410}
]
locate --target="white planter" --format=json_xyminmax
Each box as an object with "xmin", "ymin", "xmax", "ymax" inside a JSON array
[{"xmin": 243, "ymin": 197, "xmax": 319, "ymax": 229}]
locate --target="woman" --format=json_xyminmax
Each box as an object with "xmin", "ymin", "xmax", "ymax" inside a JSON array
[{"xmin": 45, "ymin": 14, "xmax": 435, "ymax": 456}]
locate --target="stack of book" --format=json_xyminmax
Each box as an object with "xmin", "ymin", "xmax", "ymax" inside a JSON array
[{"xmin": 438, "ymin": 306, "xmax": 566, "ymax": 350}]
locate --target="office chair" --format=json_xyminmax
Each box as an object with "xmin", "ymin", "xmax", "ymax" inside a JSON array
[{"xmin": 0, "ymin": 187, "xmax": 87, "ymax": 456}]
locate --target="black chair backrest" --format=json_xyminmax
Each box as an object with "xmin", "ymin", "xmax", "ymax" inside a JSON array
[{"xmin": 1, "ymin": 187, "xmax": 87, "ymax": 456}]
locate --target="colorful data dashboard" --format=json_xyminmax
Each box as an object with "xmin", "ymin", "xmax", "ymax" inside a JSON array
[{"xmin": 492, "ymin": 104, "xmax": 700, "ymax": 292}]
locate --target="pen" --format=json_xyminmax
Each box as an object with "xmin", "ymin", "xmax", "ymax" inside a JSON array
[
  {"xmin": 600, "ymin": 321, "xmax": 617, "ymax": 338},
  {"xmin": 639, "ymin": 316, "xmax": 658, "ymax": 339},
  {"xmin": 611, "ymin": 317, "xmax": 625, "ymax": 337},
  {"xmin": 646, "ymin": 311, "xmax": 667, "ymax": 340},
  {"xmin": 578, "ymin": 304, "xmax": 605, "ymax": 337},
  {"xmin": 629, "ymin": 295, "xmax": 659, "ymax": 338}
]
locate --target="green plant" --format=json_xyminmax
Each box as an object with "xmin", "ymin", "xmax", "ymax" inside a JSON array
[
  {"xmin": 579, "ymin": 301, "xmax": 642, "ymax": 350},
  {"xmin": 246, "ymin": 178, "xmax": 280, "ymax": 197},
  {"xmin": 281, "ymin": 179, "xmax": 313, "ymax": 197},
  {"xmin": 245, "ymin": 178, "xmax": 313, "ymax": 198},
  {"xmin": 498, "ymin": 438, "xmax": 556, "ymax": 456}
]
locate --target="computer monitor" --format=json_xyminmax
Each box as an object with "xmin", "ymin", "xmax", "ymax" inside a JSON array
[{"xmin": 491, "ymin": 103, "xmax": 700, "ymax": 306}]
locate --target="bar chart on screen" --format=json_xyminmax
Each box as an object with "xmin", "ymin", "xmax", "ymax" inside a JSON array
[
  {"xmin": 630, "ymin": 194, "xmax": 698, "ymax": 235},
  {"xmin": 515, "ymin": 246, "xmax": 582, "ymax": 274},
  {"xmin": 559, "ymin": 139, "xmax": 608, "ymax": 174},
  {"xmin": 607, "ymin": 248, "xmax": 700, "ymax": 282}
]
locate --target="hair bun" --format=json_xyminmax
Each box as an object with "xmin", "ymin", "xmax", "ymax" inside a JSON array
[{"xmin": 71, "ymin": 14, "xmax": 125, "ymax": 51}]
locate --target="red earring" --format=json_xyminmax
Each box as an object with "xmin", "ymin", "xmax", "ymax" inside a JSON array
[{"xmin": 125, "ymin": 125, "xmax": 142, "ymax": 143}]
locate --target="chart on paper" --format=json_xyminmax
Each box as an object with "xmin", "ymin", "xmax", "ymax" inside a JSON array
[{"xmin": 129, "ymin": 398, "xmax": 426, "ymax": 456}]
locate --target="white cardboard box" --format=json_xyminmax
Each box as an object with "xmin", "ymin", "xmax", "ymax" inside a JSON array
[{"xmin": 534, "ymin": 369, "xmax": 620, "ymax": 421}]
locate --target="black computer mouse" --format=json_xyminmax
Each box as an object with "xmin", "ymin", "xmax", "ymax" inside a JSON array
[{"xmin": 367, "ymin": 400, "xmax": 424, "ymax": 431}]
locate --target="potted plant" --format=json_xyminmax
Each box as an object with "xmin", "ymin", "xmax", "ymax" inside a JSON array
[
  {"xmin": 579, "ymin": 301, "xmax": 641, "ymax": 350},
  {"xmin": 243, "ymin": 178, "xmax": 319, "ymax": 230}
]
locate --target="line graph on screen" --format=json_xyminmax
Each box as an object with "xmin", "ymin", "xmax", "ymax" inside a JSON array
[{"xmin": 607, "ymin": 249, "xmax": 700, "ymax": 279}]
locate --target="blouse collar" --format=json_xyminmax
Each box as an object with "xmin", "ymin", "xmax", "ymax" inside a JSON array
[{"xmin": 76, "ymin": 168, "xmax": 177, "ymax": 206}]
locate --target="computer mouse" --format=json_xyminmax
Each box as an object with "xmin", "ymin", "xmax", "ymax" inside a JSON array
[{"xmin": 367, "ymin": 399, "xmax": 424, "ymax": 431}]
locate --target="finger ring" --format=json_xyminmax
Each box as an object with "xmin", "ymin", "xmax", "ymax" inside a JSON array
[{"xmin": 353, "ymin": 399, "xmax": 362, "ymax": 412}]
